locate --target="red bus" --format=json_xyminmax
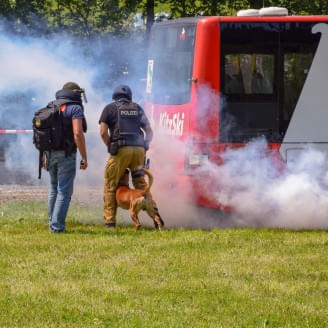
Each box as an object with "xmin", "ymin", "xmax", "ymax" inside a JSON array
[{"xmin": 145, "ymin": 9, "xmax": 328, "ymax": 209}]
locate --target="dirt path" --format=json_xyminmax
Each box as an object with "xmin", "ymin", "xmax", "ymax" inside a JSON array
[
  {"xmin": 0, "ymin": 161, "xmax": 103, "ymax": 203},
  {"xmin": 0, "ymin": 185, "xmax": 47, "ymax": 201},
  {"xmin": 0, "ymin": 185, "xmax": 103, "ymax": 203}
]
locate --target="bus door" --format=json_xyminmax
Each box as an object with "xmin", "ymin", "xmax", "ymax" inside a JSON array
[
  {"xmin": 147, "ymin": 21, "xmax": 196, "ymax": 107},
  {"xmin": 146, "ymin": 20, "xmax": 197, "ymax": 179}
]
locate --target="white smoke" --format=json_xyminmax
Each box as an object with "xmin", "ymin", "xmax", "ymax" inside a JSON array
[
  {"xmin": 0, "ymin": 21, "xmax": 146, "ymax": 225},
  {"xmin": 1, "ymin": 21, "xmax": 328, "ymax": 230},
  {"xmin": 0, "ymin": 23, "xmax": 118, "ymax": 188},
  {"xmin": 194, "ymin": 139, "xmax": 328, "ymax": 230},
  {"xmin": 144, "ymin": 81, "xmax": 328, "ymax": 230}
]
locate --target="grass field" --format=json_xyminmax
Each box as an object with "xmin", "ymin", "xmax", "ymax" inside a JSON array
[{"xmin": 0, "ymin": 201, "xmax": 327, "ymax": 328}]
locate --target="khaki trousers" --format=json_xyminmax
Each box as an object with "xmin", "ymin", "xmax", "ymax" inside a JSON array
[{"xmin": 103, "ymin": 146, "xmax": 157, "ymax": 224}]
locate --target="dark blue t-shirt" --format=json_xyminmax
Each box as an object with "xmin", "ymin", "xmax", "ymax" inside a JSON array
[
  {"xmin": 61, "ymin": 104, "xmax": 85, "ymax": 152},
  {"xmin": 62, "ymin": 103, "xmax": 84, "ymax": 125}
]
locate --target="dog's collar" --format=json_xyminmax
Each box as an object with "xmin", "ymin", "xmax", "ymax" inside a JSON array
[{"xmin": 117, "ymin": 181, "xmax": 129, "ymax": 188}]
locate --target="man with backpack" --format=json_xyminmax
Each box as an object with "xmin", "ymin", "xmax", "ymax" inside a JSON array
[
  {"xmin": 33, "ymin": 82, "xmax": 88, "ymax": 233},
  {"xmin": 98, "ymin": 84, "xmax": 163, "ymax": 229}
]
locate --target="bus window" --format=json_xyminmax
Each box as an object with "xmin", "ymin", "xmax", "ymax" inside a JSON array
[
  {"xmin": 224, "ymin": 54, "xmax": 274, "ymax": 94},
  {"xmin": 283, "ymin": 53, "xmax": 313, "ymax": 121},
  {"xmin": 148, "ymin": 24, "xmax": 195, "ymax": 105},
  {"xmin": 220, "ymin": 21, "xmax": 322, "ymax": 143},
  {"xmin": 279, "ymin": 21, "xmax": 321, "ymax": 137},
  {"xmin": 220, "ymin": 22, "xmax": 279, "ymax": 143},
  {"xmin": 224, "ymin": 55, "xmax": 244, "ymax": 93}
]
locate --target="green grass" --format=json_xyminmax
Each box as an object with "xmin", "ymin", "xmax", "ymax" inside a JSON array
[{"xmin": 0, "ymin": 201, "xmax": 327, "ymax": 328}]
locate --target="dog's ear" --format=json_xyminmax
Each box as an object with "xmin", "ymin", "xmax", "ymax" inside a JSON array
[
  {"xmin": 122, "ymin": 169, "xmax": 130, "ymax": 182},
  {"xmin": 118, "ymin": 169, "xmax": 130, "ymax": 184}
]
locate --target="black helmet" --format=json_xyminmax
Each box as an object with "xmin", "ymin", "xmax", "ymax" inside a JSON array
[{"xmin": 112, "ymin": 85, "xmax": 132, "ymax": 101}]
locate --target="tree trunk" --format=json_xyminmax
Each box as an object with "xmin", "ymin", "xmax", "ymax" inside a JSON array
[
  {"xmin": 146, "ymin": 0, "xmax": 154, "ymax": 40},
  {"xmin": 211, "ymin": 0, "xmax": 218, "ymax": 16}
]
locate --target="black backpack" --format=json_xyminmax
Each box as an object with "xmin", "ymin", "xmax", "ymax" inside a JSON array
[{"xmin": 32, "ymin": 102, "xmax": 64, "ymax": 179}]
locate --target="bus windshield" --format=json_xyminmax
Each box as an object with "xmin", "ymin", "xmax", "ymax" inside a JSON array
[{"xmin": 147, "ymin": 24, "xmax": 195, "ymax": 105}]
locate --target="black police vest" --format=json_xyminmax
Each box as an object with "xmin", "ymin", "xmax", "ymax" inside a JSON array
[
  {"xmin": 53, "ymin": 100, "xmax": 87, "ymax": 154},
  {"xmin": 114, "ymin": 100, "xmax": 144, "ymax": 147},
  {"xmin": 55, "ymin": 89, "xmax": 87, "ymax": 133}
]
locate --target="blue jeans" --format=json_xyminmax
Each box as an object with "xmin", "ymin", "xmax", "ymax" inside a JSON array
[{"xmin": 47, "ymin": 151, "xmax": 76, "ymax": 232}]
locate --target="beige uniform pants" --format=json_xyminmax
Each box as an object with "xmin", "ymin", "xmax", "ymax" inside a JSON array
[{"xmin": 103, "ymin": 146, "xmax": 157, "ymax": 224}]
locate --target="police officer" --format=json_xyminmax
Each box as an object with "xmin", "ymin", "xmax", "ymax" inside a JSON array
[{"xmin": 99, "ymin": 84, "xmax": 163, "ymax": 228}]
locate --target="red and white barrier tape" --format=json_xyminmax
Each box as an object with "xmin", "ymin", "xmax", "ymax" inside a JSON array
[
  {"xmin": 0, "ymin": 129, "xmax": 32, "ymax": 134},
  {"xmin": 0, "ymin": 129, "xmax": 97, "ymax": 134}
]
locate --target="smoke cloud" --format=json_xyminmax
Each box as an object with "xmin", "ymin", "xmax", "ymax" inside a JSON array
[
  {"xmin": 145, "ymin": 81, "xmax": 328, "ymax": 230},
  {"xmin": 193, "ymin": 138, "xmax": 328, "ymax": 230},
  {"xmin": 0, "ymin": 20, "xmax": 148, "ymax": 188},
  {"xmin": 1, "ymin": 20, "xmax": 328, "ymax": 230},
  {"xmin": 0, "ymin": 23, "xmax": 104, "ymax": 185}
]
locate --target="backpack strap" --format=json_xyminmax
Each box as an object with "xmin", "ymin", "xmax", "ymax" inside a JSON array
[{"xmin": 38, "ymin": 150, "xmax": 43, "ymax": 179}]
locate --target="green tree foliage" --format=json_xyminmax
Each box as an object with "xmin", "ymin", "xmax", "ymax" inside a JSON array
[
  {"xmin": 1, "ymin": 0, "xmax": 49, "ymax": 34},
  {"xmin": 158, "ymin": 0, "xmax": 200, "ymax": 17},
  {"xmin": 247, "ymin": 0, "xmax": 328, "ymax": 15},
  {"xmin": 1, "ymin": 0, "xmax": 328, "ymax": 37},
  {"xmin": 198, "ymin": 0, "xmax": 224, "ymax": 16},
  {"xmin": 52, "ymin": 0, "xmax": 132, "ymax": 36},
  {"xmin": 0, "ymin": 0, "xmax": 13, "ymax": 18},
  {"xmin": 1, "ymin": 0, "xmax": 140, "ymax": 37},
  {"xmin": 123, "ymin": 0, "xmax": 159, "ymax": 38},
  {"xmin": 163, "ymin": 0, "xmax": 328, "ymax": 17}
]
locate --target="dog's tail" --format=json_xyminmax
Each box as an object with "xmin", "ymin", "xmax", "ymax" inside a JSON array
[{"xmin": 141, "ymin": 168, "xmax": 153, "ymax": 195}]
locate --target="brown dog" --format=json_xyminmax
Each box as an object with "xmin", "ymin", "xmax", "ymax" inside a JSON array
[{"xmin": 116, "ymin": 168, "xmax": 164, "ymax": 230}]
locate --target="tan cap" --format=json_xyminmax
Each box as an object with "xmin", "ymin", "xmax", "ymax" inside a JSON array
[{"xmin": 62, "ymin": 82, "xmax": 82, "ymax": 91}]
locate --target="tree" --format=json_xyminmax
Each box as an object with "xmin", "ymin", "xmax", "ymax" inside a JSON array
[
  {"xmin": 145, "ymin": 0, "xmax": 154, "ymax": 37},
  {"xmin": 53, "ymin": 0, "xmax": 132, "ymax": 37},
  {"xmin": 7, "ymin": 0, "xmax": 49, "ymax": 34},
  {"xmin": 245, "ymin": 0, "xmax": 328, "ymax": 15},
  {"xmin": 122, "ymin": 0, "xmax": 158, "ymax": 39},
  {"xmin": 2, "ymin": 0, "xmax": 328, "ymax": 38},
  {"xmin": 161, "ymin": 0, "xmax": 200, "ymax": 17},
  {"xmin": 198, "ymin": 0, "xmax": 222, "ymax": 16},
  {"xmin": 0, "ymin": 0, "xmax": 13, "ymax": 19}
]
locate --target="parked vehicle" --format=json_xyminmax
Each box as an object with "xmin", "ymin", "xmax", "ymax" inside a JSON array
[{"xmin": 145, "ymin": 8, "xmax": 328, "ymax": 208}]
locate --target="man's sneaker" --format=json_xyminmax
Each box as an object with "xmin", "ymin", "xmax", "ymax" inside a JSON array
[
  {"xmin": 50, "ymin": 229, "xmax": 65, "ymax": 233},
  {"xmin": 105, "ymin": 223, "xmax": 116, "ymax": 228}
]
